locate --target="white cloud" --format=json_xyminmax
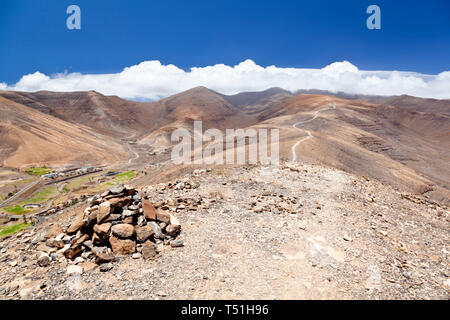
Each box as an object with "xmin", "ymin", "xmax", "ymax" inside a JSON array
[{"xmin": 3, "ymin": 60, "xmax": 450, "ymax": 100}]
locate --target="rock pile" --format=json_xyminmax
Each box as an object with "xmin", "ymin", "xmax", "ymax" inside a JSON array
[
  {"xmin": 41, "ymin": 184, "xmax": 182, "ymax": 269},
  {"xmin": 246, "ymin": 193, "xmax": 302, "ymax": 214},
  {"xmin": 154, "ymin": 179, "xmax": 200, "ymax": 192}
]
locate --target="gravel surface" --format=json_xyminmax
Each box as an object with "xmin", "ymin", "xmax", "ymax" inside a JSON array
[{"xmin": 0, "ymin": 163, "xmax": 448, "ymax": 299}]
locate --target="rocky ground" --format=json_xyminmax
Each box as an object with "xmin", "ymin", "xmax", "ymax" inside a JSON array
[{"xmin": 0, "ymin": 162, "xmax": 449, "ymax": 299}]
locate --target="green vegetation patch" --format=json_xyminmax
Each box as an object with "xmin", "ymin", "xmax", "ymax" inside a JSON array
[
  {"xmin": 115, "ymin": 171, "xmax": 136, "ymax": 182},
  {"xmin": 21, "ymin": 186, "xmax": 57, "ymax": 204},
  {"xmin": 2, "ymin": 187, "xmax": 57, "ymax": 215},
  {"xmin": 0, "ymin": 222, "xmax": 34, "ymax": 238},
  {"xmin": 84, "ymin": 181, "xmax": 116, "ymax": 194},
  {"xmin": 63, "ymin": 173, "xmax": 102, "ymax": 193},
  {"xmin": 24, "ymin": 167, "xmax": 52, "ymax": 176},
  {"xmin": 3, "ymin": 205, "xmax": 25, "ymax": 215}
]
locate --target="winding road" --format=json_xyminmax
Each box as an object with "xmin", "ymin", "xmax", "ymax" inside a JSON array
[
  {"xmin": 291, "ymin": 104, "xmax": 336, "ymax": 161},
  {"xmin": 127, "ymin": 143, "xmax": 140, "ymax": 165},
  {"xmin": 0, "ymin": 178, "xmax": 43, "ymax": 208}
]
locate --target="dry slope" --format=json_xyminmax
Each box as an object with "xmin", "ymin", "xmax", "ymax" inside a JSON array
[{"xmin": 0, "ymin": 96, "xmax": 127, "ymax": 168}]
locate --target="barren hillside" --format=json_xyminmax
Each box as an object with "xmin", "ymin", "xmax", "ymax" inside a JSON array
[
  {"xmin": 260, "ymin": 94, "xmax": 450, "ymax": 202},
  {"xmin": 0, "ymin": 90, "xmax": 160, "ymax": 137},
  {"xmin": 0, "ymin": 96, "xmax": 127, "ymax": 168},
  {"xmin": 0, "ymin": 87, "xmax": 448, "ymax": 202}
]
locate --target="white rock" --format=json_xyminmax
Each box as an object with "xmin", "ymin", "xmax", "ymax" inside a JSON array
[
  {"xmin": 169, "ymin": 213, "xmax": 181, "ymax": 226},
  {"xmin": 55, "ymin": 233, "xmax": 65, "ymax": 241},
  {"xmin": 67, "ymin": 265, "xmax": 84, "ymax": 276},
  {"xmin": 74, "ymin": 257, "xmax": 85, "ymax": 264},
  {"xmin": 66, "ymin": 274, "xmax": 83, "ymax": 291},
  {"xmin": 132, "ymin": 252, "xmax": 142, "ymax": 259},
  {"xmin": 62, "ymin": 235, "xmax": 74, "ymax": 244},
  {"xmin": 58, "ymin": 243, "xmax": 71, "ymax": 254},
  {"xmin": 81, "ymin": 251, "xmax": 93, "ymax": 259}
]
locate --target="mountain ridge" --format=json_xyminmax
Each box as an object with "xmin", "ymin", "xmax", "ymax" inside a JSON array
[{"xmin": 0, "ymin": 87, "xmax": 448, "ymax": 202}]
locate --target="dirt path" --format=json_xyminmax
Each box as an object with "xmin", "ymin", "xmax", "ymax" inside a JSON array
[
  {"xmin": 291, "ymin": 104, "xmax": 336, "ymax": 161},
  {"xmin": 291, "ymin": 131, "xmax": 312, "ymax": 161},
  {"xmin": 127, "ymin": 143, "xmax": 140, "ymax": 165}
]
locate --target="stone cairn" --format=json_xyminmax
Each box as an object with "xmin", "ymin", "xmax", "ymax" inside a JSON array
[{"xmin": 58, "ymin": 184, "xmax": 182, "ymax": 267}]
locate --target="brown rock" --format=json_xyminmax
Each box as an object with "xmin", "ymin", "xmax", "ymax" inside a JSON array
[
  {"xmin": 94, "ymin": 251, "xmax": 115, "ymax": 264},
  {"xmin": 64, "ymin": 246, "xmax": 82, "ymax": 259},
  {"xmin": 156, "ymin": 211, "xmax": 171, "ymax": 224},
  {"xmin": 143, "ymin": 200, "xmax": 157, "ymax": 220},
  {"xmin": 122, "ymin": 216, "xmax": 134, "ymax": 224},
  {"xmin": 66, "ymin": 213, "xmax": 84, "ymax": 234},
  {"xmin": 97, "ymin": 201, "xmax": 111, "ymax": 223},
  {"xmin": 141, "ymin": 240, "xmax": 157, "ymax": 259},
  {"xmin": 83, "ymin": 210, "xmax": 98, "ymax": 228},
  {"xmin": 71, "ymin": 234, "xmax": 89, "ymax": 248},
  {"xmin": 78, "ymin": 261, "xmax": 97, "ymax": 272},
  {"xmin": 109, "ymin": 236, "xmax": 136, "ymax": 256},
  {"xmin": 103, "ymin": 213, "xmax": 122, "ymax": 222},
  {"xmin": 66, "ymin": 234, "xmax": 90, "ymax": 258},
  {"xmin": 92, "ymin": 232, "xmax": 106, "ymax": 246},
  {"xmin": 93, "ymin": 223, "xmax": 112, "ymax": 235},
  {"xmin": 46, "ymin": 238, "xmax": 64, "ymax": 249},
  {"xmin": 135, "ymin": 225, "xmax": 155, "ymax": 243},
  {"xmin": 124, "ymin": 185, "xmax": 136, "ymax": 195},
  {"xmin": 111, "ymin": 224, "xmax": 135, "ymax": 238},
  {"xmin": 109, "ymin": 197, "xmax": 130, "ymax": 207}
]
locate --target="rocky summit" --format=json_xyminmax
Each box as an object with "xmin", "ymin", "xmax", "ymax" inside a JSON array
[{"xmin": 0, "ymin": 164, "xmax": 448, "ymax": 299}]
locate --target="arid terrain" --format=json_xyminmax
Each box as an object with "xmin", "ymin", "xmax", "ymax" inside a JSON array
[
  {"xmin": 0, "ymin": 164, "xmax": 448, "ymax": 299},
  {"xmin": 0, "ymin": 86, "xmax": 448, "ymax": 300},
  {"xmin": 1, "ymin": 87, "xmax": 448, "ymax": 201}
]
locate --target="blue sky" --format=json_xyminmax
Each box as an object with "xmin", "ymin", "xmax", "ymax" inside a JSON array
[{"xmin": 0, "ymin": 0, "xmax": 449, "ymax": 99}]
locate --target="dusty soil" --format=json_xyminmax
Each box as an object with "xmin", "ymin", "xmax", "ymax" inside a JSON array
[{"xmin": 0, "ymin": 163, "xmax": 448, "ymax": 300}]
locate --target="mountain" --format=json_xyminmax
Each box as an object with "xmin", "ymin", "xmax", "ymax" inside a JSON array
[
  {"xmin": 371, "ymin": 95, "xmax": 450, "ymax": 116},
  {"xmin": 0, "ymin": 87, "xmax": 448, "ymax": 202},
  {"xmin": 0, "ymin": 90, "xmax": 161, "ymax": 138},
  {"xmin": 260, "ymin": 94, "xmax": 449, "ymax": 202},
  {"xmin": 152, "ymin": 86, "xmax": 253, "ymax": 127},
  {"xmin": 220, "ymin": 87, "xmax": 293, "ymax": 113},
  {"xmin": 290, "ymin": 90, "xmax": 450, "ymax": 116},
  {"xmin": 0, "ymin": 95, "xmax": 127, "ymax": 168},
  {"xmin": 138, "ymin": 87, "xmax": 257, "ymax": 149}
]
